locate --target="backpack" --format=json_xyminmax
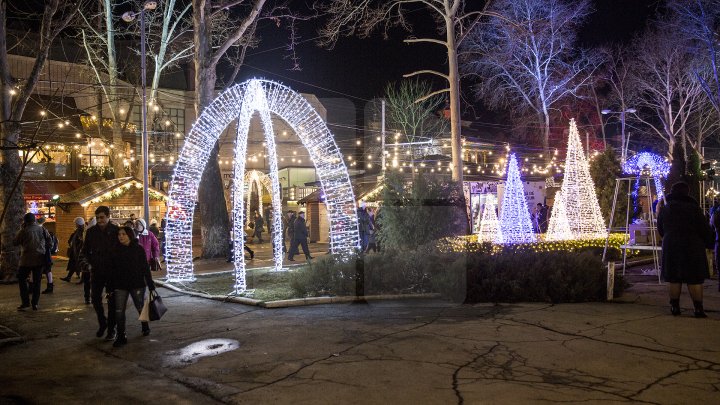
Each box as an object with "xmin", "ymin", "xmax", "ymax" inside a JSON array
[{"xmin": 49, "ymin": 232, "xmax": 59, "ymax": 254}]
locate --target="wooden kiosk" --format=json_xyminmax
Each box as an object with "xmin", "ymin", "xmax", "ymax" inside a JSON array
[{"xmin": 54, "ymin": 177, "xmax": 167, "ymax": 255}]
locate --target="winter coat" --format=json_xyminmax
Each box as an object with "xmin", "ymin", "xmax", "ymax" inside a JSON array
[
  {"xmin": 293, "ymin": 216, "xmax": 308, "ymax": 240},
  {"xmin": 108, "ymin": 242, "xmax": 155, "ymax": 291},
  {"xmin": 138, "ymin": 232, "xmax": 160, "ymax": 262},
  {"xmin": 148, "ymin": 224, "xmax": 160, "ymax": 238},
  {"xmin": 657, "ymin": 193, "xmax": 714, "ymax": 284},
  {"xmin": 81, "ymin": 222, "xmax": 120, "ymax": 275},
  {"xmin": 13, "ymin": 223, "xmax": 50, "ymax": 267},
  {"xmin": 254, "ymin": 216, "xmax": 265, "ymax": 233},
  {"xmin": 68, "ymin": 226, "xmax": 84, "ymax": 259}
]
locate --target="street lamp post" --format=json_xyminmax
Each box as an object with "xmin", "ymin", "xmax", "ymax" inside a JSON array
[
  {"xmin": 601, "ymin": 107, "xmax": 636, "ymax": 163},
  {"xmin": 122, "ymin": 1, "xmax": 157, "ymax": 227}
]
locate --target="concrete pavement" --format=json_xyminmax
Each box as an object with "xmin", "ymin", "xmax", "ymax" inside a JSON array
[{"xmin": 0, "ymin": 267, "xmax": 718, "ymax": 404}]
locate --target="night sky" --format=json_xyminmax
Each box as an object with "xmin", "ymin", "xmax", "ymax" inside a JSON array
[{"xmin": 240, "ymin": 0, "xmax": 659, "ymax": 102}]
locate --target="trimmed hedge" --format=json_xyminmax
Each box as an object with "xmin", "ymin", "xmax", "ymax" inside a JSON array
[{"xmin": 289, "ymin": 249, "xmax": 626, "ymax": 303}]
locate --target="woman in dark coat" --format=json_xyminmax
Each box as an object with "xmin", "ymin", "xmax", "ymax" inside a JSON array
[
  {"xmin": 109, "ymin": 226, "xmax": 156, "ymax": 347},
  {"xmin": 657, "ymin": 182, "xmax": 714, "ymax": 317}
]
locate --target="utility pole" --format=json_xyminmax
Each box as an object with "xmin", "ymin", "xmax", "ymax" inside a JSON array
[{"xmin": 381, "ymin": 100, "xmax": 386, "ymax": 178}]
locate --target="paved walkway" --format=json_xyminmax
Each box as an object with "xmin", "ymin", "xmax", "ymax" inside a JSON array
[{"xmin": 0, "ymin": 264, "xmax": 718, "ymax": 404}]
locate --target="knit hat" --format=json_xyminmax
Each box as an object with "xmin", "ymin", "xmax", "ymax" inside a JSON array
[
  {"xmin": 74, "ymin": 217, "xmax": 85, "ymax": 226},
  {"xmin": 135, "ymin": 218, "xmax": 149, "ymax": 236},
  {"xmin": 150, "ymin": 218, "xmax": 158, "ymax": 226},
  {"xmin": 23, "ymin": 213, "xmax": 36, "ymax": 224}
]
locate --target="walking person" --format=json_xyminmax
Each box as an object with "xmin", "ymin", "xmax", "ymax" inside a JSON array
[
  {"xmin": 288, "ymin": 211, "xmax": 312, "ymax": 261},
  {"xmin": 109, "ymin": 226, "xmax": 156, "ymax": 347},
  {"xmin": 286, "ymin": 211, "xmax": 297, "ymax": 260},
  {"xmin": 14, "ymin": 213, "xmax": 51, "ymax": 311},
  {"xmin": 38, "ymin": 217, "xmax": 57, "ymax": 294},
  {"xmin": 135, "ymin": 219, "xmax": 160, "ymax": 270},
  {"xmin": 80, "ymin": 206, "xmax": 120, "ymax": 339},
  {"xmin": 253, "ymin": 211, "xmax": 265, "ymax": 243},
  {"xmin": 357, "ymin": 203, "xmax": 370, "ymax": 251},
  {"xmin": 148, "ymin": 219, "xmax": 160, "ymax": 238},
  {"xmin": 657, "ymin": 182, "xmax": 715, "ymax": 317},
  {"xmin": 60, "ymin": 217, "xmax": 85, "ymax": 283}
]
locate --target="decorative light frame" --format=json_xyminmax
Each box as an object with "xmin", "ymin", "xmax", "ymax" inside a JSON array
[
  {"xmin": 559, "ymin": 119, "xmax": 607, "ymax": 240},
  {"xmin": 622, "ymin": 152, "xmax": 669, "ymax": 197},
  {"xmin": 496, "ymin": 154, "xmax": 536, "ymax": 244},
  {"xmin": 545, "ymin": 189, "xmax": 573, "ymax": 241},
  {"xmin": 165, "ymin": 79, "xmax": 360, "ymax": 293},
  {"xmin": 477, "ymin": 194, "xmax": 501, "ymax": 242}
]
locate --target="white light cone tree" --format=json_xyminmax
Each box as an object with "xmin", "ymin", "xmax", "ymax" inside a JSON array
[
  {"xmin": 165, "ymin": 79, "xmax": 360, "ymax": 293},
  {"xmin": 244, "ymin": 170, "xmax": 272, "ymax": 222},
  {"xmin": 478, "ymin": 194, "xmax": 501, "ymax": 242},
  {"xmin": 545, "ymin": 190, "xmax": 572, "ymax": 241},
  {"xmin": 560, "ymin": 119, "xmax": 607, "ymax": 239},
  {"xmin": 496, "ymin": 154, "xmax": 536, "ymax": 244}
]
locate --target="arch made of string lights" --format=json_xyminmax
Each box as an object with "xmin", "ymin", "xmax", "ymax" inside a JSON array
[
  {"xmin": 244, "ymin": 170, "xmax": 272, "ymax": 221},
  {"xmin": 165, "ymin": 79, "xmax": 360, "ymax": 293}
]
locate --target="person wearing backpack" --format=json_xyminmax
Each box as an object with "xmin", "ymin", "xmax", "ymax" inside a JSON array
[
  {"xmin": 37, "ymin": 217, "xmax": 57, "ymax": 294},
  {"xmin": 14, "ymin": 213, "xmax": 51, "ymax": 310}
]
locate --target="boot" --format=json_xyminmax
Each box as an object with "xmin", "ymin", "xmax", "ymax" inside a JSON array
[
  {"xmin": 41, "ymin": 283, "xmax": 53, "ymax": 294},
  {"xmin": 96, "ymin": 321, "xmax": 107, "ymax": 338},
  {"xmin": 141, "ymin": 322, "xmax": 150, "ymax": 336},
  {"xmin": 112, "ymin": 333, "xmax": 127, "ymax": 348},
  {"xmin": 60, "ymin": 276, "xmax": 71, "ymax": 282},
  {"xmin": 670, "ymin": 299, "xmax": 681, "ymax": 316},
  {"xmin": 693, "ymin": 300, "xmax": 707, "ymax": 318}
]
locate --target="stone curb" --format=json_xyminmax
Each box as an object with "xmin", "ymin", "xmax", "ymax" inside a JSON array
[
  {"xmin": 154, "ymin": 279, "xmax": 441, "ymax": 308},
  {"xmin": 0, "ymin": 325, "xmax": 23, "ymax": 348},
  {"xmin": 260, "ymin": 293, "xmax": 442, "ymax": 308},
  {"xmin": 154, "ymin": 280, "xmax": 263, "ymax": 306}
]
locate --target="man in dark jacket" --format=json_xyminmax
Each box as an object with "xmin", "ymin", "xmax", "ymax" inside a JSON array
[
  {"xmin": 253, "ymin": 211, "xmax": 265, "ymax": 243},
  {"xmin": 288, "ymin": 211, "xmax": 312, "ymax": 261},
  {"xmin": 657, "ymin": 182, "xmax": 714, "ymax": 317},
  {"xmin": 80, "ymin": 206, "xmax": 120, "ymax": 339},
  {"xmin": 14, "ymin": 213, "xmax": 51, "ymax": 310}
]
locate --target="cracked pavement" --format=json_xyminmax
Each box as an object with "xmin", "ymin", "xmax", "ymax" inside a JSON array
[{"xmin": 0, "ymin": 274, "xmax": 718, "ymax": 404}]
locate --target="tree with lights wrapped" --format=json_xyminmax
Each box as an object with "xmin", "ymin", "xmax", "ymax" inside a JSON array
[
  {"xmin": 478, "ymin": 195, "xmax": 501, "ymax": 242},
  {"xmin": 560, "ymin": 119, "xmax": 607, "ymax": 239},
  {"xmin": 496, "ymin": 154, "xmax": 536, "ymax": 244},
  {"xmin": 545, "ymin": 190, "xmax": 572, "ymax": 241}
]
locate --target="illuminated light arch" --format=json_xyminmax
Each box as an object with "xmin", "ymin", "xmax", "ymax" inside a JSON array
[
  {"xmin": 165, "ymin": 79, "xmax": 360, "ymax": 293},
  {"xmin": 244, "ymin": 170, "xmax": 272, "ymax": 221},
  {"xmin": 623, "ymin": 152, "xmax": 670, "ymax": 197}
]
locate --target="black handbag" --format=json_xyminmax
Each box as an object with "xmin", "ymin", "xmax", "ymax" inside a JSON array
[
  {"xmin": 148, "ymin": 290, "xmax": 167, "ymax": 321},
  {"xmin": 150, "ymin": 257, "xmax": 163, "ymax": 272}
]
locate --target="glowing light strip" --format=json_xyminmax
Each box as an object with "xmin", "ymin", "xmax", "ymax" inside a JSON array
[{"xmin": 166, "ymin": 79, "xmax": 360, "ymax": 289}]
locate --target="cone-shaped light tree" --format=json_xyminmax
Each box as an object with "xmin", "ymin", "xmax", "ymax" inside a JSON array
[
  {"xmin": 496, "ymin": 154, "xmax": 536, "ymax": 244},
  {"xmin": 545, "ymin": 190, "xmax": 573, "ymax": 241},
  {"xmin": 478, "ymin": 194, "xmax": 501, "ymax": 242},
  {"xmin": 560, "ymin": 119, "xmax": 607, "ymax": 239}
]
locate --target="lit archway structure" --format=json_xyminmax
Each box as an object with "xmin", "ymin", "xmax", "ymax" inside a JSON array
[
  {"xmin": 244, "ymin": 170, "xmax": 272, "ymax": 221},
  {"xmin": 165, "ymin": 79, "xmax": 359, "ymax": 293}
]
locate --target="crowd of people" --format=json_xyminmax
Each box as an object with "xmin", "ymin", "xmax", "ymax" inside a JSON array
[{"xmin": 14, "ymin": 207, "xmax": 161, "ymax": 347}]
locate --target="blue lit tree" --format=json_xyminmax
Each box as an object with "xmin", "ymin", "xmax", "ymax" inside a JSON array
[{"xmin": 496, "ymin": 154, "xmax": 536, "ymax": 244}]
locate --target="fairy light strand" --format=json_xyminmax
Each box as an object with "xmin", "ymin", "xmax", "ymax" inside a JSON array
[{"xmin": 496, "ymin": 153, "xmax": 536, "ymax": 244}]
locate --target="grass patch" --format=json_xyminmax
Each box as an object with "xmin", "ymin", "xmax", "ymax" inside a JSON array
[{"xmin": 171, "ymin": 268, "xmax": 298, "ymax": 301}]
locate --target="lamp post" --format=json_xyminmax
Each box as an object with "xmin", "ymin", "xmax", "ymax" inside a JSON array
[
  {"xmin": 122, "ymin": 1, "xmax": 157, "ymax": 226},
  {"xmin": 601, "ymin": 107, "xmax": 636, "ymax": 163}
]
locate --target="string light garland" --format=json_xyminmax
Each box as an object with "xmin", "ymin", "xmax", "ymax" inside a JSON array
[
  {"xmin": 477, "ymin": 194, "xmax": 501, "ymax": 242},
  {"xmin": 165, "ymin": 79, "xmax": 360, "ymax": 292},
  {"xmin": 545, "ymin": 190, "xmax": 572, "ymax": 241},
  {"xmin": 438, "ymin": 233, "xmax": 631, "ymax": 255},
  {"xmin": 559, "ymin": 119, "xmax": 607, "ymax": 240},
  {"xmin": 496, "ymin": 153, "xmax": 536, "ymax": 244}
]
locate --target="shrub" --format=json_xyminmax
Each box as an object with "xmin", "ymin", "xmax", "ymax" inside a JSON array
[
  {"xmin": 289, "ymin": 249, "xmax": 626, "ymax": 303},
  {"xmin": 464, "ymin": 250, "xmax": 624, "ymax": 303}
]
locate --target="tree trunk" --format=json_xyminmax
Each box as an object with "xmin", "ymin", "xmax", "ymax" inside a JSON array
[
  {"xmin": 194, "ymin": 0, "xmax": 230, "ymax": 258},
  {"xmin": 111, "ymin": 125, "xmax": 125, "ymax": 177},
  {"xmin": 446, "ymin": 19, "xmax": 463, "ymax": 182},
  {"xmin": 0, "ymin": 122, "xmax": 24, "ymax": 282}
]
